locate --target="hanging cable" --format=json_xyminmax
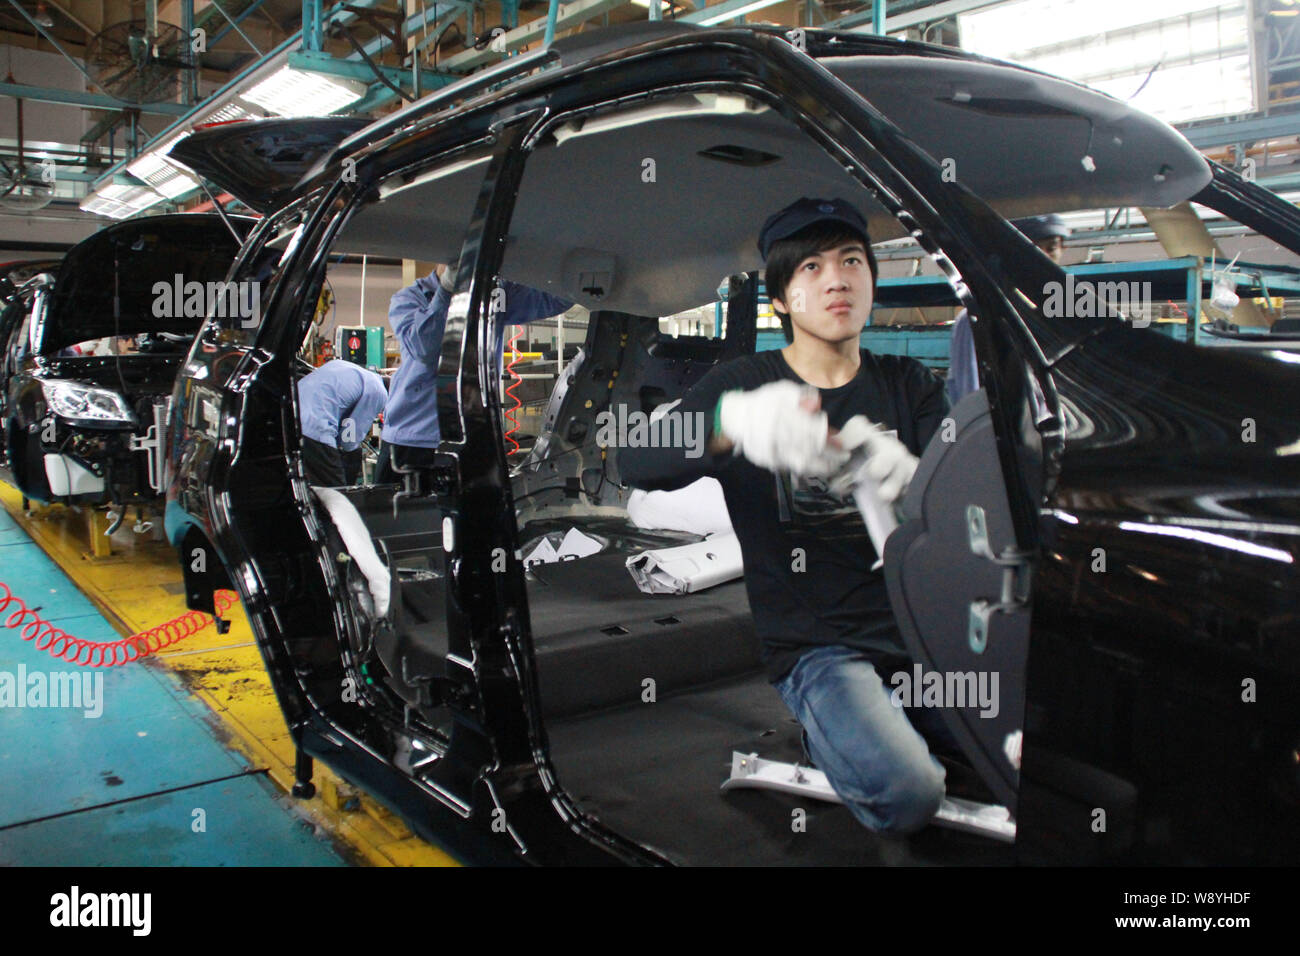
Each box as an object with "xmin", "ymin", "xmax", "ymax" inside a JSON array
[
  {"xmin": 0, "ymin": 581, "xmax": 238, "ymax": 667},
  {"xmin": 331, "ymin": 18, "xmax": 414, "ymax": 102}
]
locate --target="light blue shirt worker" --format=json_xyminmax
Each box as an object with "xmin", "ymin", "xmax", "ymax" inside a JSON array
[
  {"xmin": 381, "ymin": 270, "xmax": 572, "ymax": 449},
  {"xmin": 299, "ymin": 359, "xmax": 388, "ymax": 450},
  {"xmin": 945, "ymin": 309, "xmax": 978, "ymax": 406},
  {"xmin": 946, "ymin": 214, "xmax": 1069, "ymax": 406}
]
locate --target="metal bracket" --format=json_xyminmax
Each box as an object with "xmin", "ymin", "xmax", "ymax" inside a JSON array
[
  {"xmin": 128, "ymin": 399, "xmax": 169, "ymax": 495},
  {"xmin": 965, "ymin": 504, "xmax": 1032, "ymax": 654},
  {"xmin": 389, "ymin": 452, "xmax": 454, "ymax": 518}
]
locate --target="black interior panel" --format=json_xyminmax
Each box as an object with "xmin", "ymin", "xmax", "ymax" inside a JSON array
[
  {"xmin": 335, "ymin": 499, "xmax": 1011, "ymax": 863},
  {"xmin": 546, "ymin": 674, "xmax": 1012, "ymax": 866}
]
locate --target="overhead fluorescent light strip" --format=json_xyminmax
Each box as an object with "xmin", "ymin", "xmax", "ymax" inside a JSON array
[
  {"xmin": 962, "ymin": 0, "xmax": 1235, "ymax": 51},
  {"xmin": 81, "ymin": 181, "xmax": 164, "ymax": 219},
  {"xmin": 1089, "ymin": 55, "xmax": 1254, "ymax": 125},
  {"xmin": 126, "ymin": 151, "xmax": 174, "ymax": 183},
  {"xmin": 241, "ymin": 66, "xmax": 367, "ymax": 118},
  {"xmin": 152, "ymin": 171, "xmax": 199, "ymax": 199},
  {"xmin": 126, "ymin": 150, "xmax": 198, "ymax": 200},
  {"xmin": 202, "ymin": 101, "xmax": 257, "ymax": 124}
]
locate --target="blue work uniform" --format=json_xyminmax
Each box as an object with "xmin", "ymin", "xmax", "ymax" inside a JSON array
[
  {"xmin": 381, "ymin": 271, "xmax": 571, "ymax": 449},
  {"xmin": 299, "ymin": 359, "xmax": 387, "ymax": 450}
]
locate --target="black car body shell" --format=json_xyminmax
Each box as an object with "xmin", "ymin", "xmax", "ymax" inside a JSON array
[
  {"xmin": 3, "ymin": 215, "xmax": 249, "ymax": 506},
  {"xmin": 162, "ymin": 25, "xmax": 1300, "ymax": 865},
  {"xmin": 0, "ymin": 262, "xmax": 58, "ymax": 451}
]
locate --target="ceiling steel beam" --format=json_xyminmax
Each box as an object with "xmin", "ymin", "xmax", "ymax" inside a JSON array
[
  {"xmin": 355, "ymin": 0, "xmax": 474, "ymax": 58},
  {"xmin": 840, "ymin": 0, "xmax": 1004, "ymax": 32},
  {"xmin": 207, "ymin": 0, "xmax": 263, "ymax": 54},
  {"xmin": 3, "ymin": 0, "xmax": 105, "ymax": 90},
  {"xmin": 289, "ymin": 48, "xmax": 457, "ymax": 89},
  {"xmin": 1179, "ymin": 112, "xmax": 1300, "ymax": 149},
  {"xmin": 208, "ymin": 0, "xmax": 272, "ymax": 48},
  {"xmin": 40, "ymin": 0, "xmax": 94, "ymax": 36},
  {"xmin": 439, "ymin": 0, "xmax": 629, "ymax": 72},
  {"xmin": 0, "ymin": 79, "xmax": 191, "ymax": 115}
]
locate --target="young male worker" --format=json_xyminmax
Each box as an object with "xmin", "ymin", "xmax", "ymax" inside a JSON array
[{"xmin": 620, "ymin": 198, "xmax": 954, "ymax": 834}]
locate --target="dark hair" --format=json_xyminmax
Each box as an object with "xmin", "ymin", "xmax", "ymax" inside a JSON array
[{"xmin": 763, "ymin": 220, "xmax": 879, "ymax": 343}]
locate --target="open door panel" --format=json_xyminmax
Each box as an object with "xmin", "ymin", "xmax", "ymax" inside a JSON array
[{"xmin": 884, "ymin": 389, "xmax": 1032, "ymax": 812}]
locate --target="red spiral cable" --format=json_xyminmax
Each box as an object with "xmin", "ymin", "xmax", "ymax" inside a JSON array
[
  {"xmin": 503, "ymin": 325, "xmax": 524, "ymax": 456},
  {"xmin": 0, "ymin": 581, "xmax": 237, "ymax": 667}
]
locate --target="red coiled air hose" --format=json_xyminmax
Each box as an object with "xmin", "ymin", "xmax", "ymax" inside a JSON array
[
  {"xmin": 503, "ymin": 325, "xmax": 524, "ymax": 456},
  {"xmin": 0, "ymin": 581, "xmax": 237, "ymax": 667}
]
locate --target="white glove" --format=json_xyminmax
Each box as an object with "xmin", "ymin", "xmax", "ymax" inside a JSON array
[
  {"xmin": 435, "ymin": 264, "xmax": 454, "ymax": 292},
  {"xmin": 716, "ymin": 381, "xmax": 849, "ymax": 477},
  {"xmin": 828, "ymin": 414, "xmax": 919, "ymax": 503}
]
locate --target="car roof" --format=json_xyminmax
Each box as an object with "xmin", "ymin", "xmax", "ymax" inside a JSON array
[
  {"xmin": 171, "ymin": 25, "xmax": 1209, "ymax": 220},
  {"xmin": 168, "ymin": 25, "xmax": 1212, "ymax": 316}
]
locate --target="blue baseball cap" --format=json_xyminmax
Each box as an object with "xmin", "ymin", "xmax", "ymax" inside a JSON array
[
  {"xmin": 758, "ymin": 197, "xmax": 872, "ymax": 261},
  {"xmin": 1011, "ymin": 214, "xmax": 1069, "ymax": 242}
]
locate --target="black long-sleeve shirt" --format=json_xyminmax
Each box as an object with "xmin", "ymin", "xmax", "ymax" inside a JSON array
[{"xmin": 619, "ymin": 347, "xmax": 948, "ymax": 681}]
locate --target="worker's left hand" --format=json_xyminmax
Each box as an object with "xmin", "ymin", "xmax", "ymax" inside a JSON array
[
  {"xmin": 828, "ymin": 415, "xmax": 919, "ymax": 503},
  {"xmin": 435, "ymin": 263, "xmax": 454, "ymax": 292}
]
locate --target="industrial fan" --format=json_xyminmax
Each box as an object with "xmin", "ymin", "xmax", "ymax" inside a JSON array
[
  {"xmin": 0, "ymin": 83, "xmax": 52, "ymax": 212},
  {"xmin": 85, "ymin": 20, "xmax": 193, "ymax": 103}
]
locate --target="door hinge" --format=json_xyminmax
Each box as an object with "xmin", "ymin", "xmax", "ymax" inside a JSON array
[{"xmin": 966, "ymin": 504, "xmax": 1033, "ymax": 654}]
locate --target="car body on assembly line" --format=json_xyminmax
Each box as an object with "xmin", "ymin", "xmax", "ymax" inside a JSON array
[
  {"xmin": 162, "ymin": 23, "xmax": 1299, "ymax": 865},
  {"xmin": 0, "ymin": 258, "xmax": 61, "ymax": 450},
  {"xmin": 2, "ymin": 215, "xmax": 249, "ymax": 509}
]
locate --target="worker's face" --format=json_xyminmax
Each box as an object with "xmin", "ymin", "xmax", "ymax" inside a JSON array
[
  {"xmin": 772, "ymin": 242, "xmax": 874, "ymax": 346},
  {"xmin": 1036, "ymin": 235, "xmax": 1065, "ymax": 264}
]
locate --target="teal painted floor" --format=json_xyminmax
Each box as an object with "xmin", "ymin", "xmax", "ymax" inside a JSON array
[{"xmin": 0, "ymin": 507, "xmax": 350, "ymax": 866}]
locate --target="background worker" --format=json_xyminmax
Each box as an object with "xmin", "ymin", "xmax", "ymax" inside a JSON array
[
  {"xmin": 377, "ymin": 263, "xmax": 571, "ymax": 482},
  {"xmin": 946, "ymin": 214, "xmax": 1069, "ymax": 404},
  {"xmin": 298, "ymin": 358, "xmax": 387, "ymax": 486}
]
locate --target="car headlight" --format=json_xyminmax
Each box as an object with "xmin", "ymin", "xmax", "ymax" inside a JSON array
[{"xmin": 41, "ymin": 380, "xmax": 137, "ymax": 426}]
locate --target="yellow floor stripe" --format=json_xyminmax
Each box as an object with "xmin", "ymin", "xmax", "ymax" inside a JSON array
[{"xmin": 0, "ymin": 481, "xmax": 458, "ymax": 867}]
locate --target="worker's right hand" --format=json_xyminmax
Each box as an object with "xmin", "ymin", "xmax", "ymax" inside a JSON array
[{"xmin": 715, "ymin": 381, "xmax": 849, "ymax": 476}]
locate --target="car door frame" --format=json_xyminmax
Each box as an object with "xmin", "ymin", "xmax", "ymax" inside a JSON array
[{"xmin": 437, "ymin": 31, "xmax": 1061, "ymax": 831}]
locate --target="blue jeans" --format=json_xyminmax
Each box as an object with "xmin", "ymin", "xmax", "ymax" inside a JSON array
[{"xmin": 775, "ymin": 644, "xmax": 952, "ymax": 834}]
